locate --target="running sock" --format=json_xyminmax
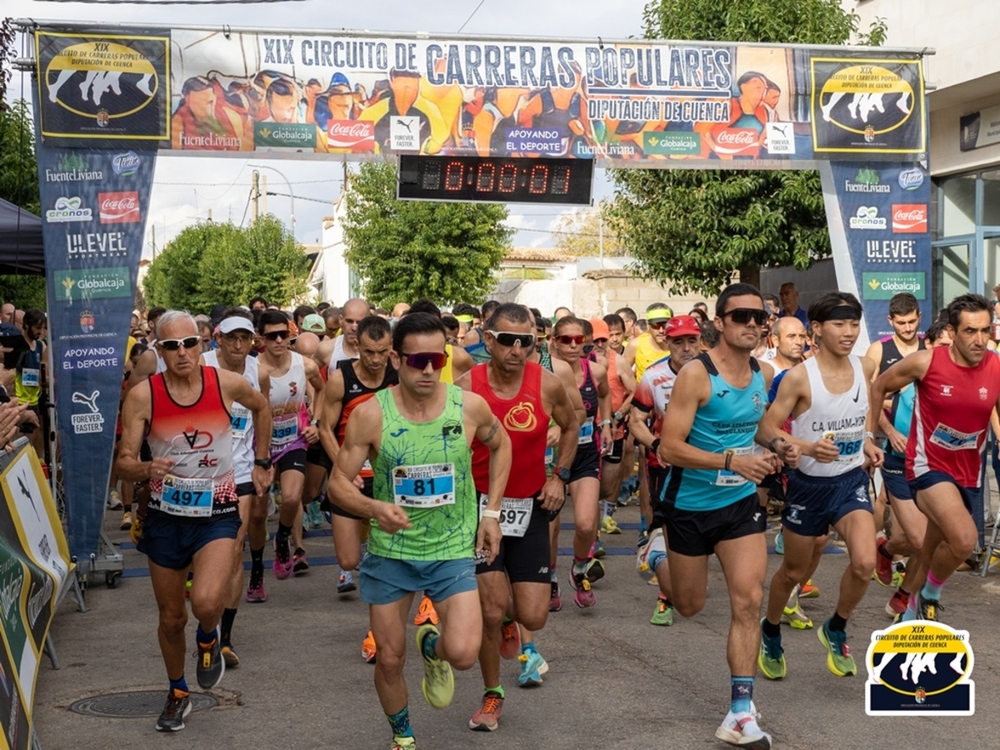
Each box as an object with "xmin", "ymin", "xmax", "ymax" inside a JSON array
[
  {"xmin": 195, "ymin": 624, "xmax": 216, "ymax": 647},
  {"xmin": 603, "ymin": 500, "xmax": 616, "ymax": 519},
  {"xmin": 647, "ymin": 549, "xmax": 667, "ymax": 573},
  {"xmin": 639, "ymin": 514, "xmax": 648, "ymax": 534},
  {"xmin": 521, "ymin": 641, "xmax": 537, "ymax": 656},
  {"xmin": 276, "ymin": 522, "xmax": 292, "ymax": 540},
  {"xmin": 828, "ymin": 612, "xmax": 848, "ymax": 632},
  {"xmin": 250, "ymin": 545, "xmax": 264, "ymax": 573},
  {"xmin": 220, "ymin": 608, "xmax": 237, "ymax": 645},
  {"xmin": 877, "ymin": 541, "xmax": 893, "ymax": 560},
  {"xmin": 386, "ymin": 706, "xmax": 413, "ymax": 738},
  {"xmin": 730, "ymin": 677, "xmax": 754, "ymax": 715},
  {"xmin": 169, "ymin": 676, "xmax": 189, "ymax": 694},
  {"xmin": 761, "ymin": 618, "xmax": 781, "ymax": 638},
  {"xmin": 549, "ymin": 567, "xmax": 558, "ymax": 584},
  {"xmin": 486, "ymin": 685, "xmax": 505, "ymax": 699},
  {"xmin": 573, "ymin": 555, "xmax": 588, "ymax": 574},
  {"xmin": 922, "ymin": 572, "xmax": 945, "ymax": 601},
  {"xmin": 420, "ymin": 629, "xmax": 440, "ymax": 660}
]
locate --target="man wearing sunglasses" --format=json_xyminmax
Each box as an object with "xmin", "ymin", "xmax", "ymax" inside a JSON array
[
  {"xmin": 256, "ymin": 311, "xmax": 327, "ymax": 580},
  {"xmin": 760, "ymin": 293, "xmax": 882, "ymax": 686},
  {"xmin": 329, "ymin": 312, "xmax": 511, "ymax": 750},
  {"xmin": 659, "ymin": 284, "xmax": 798, "ymax": 749},
  {"xmin": 117, "ymin": 311, "xmax": 273, "ymax": 732},
  {"xmin": 457, "ymin": 303, "xmax": 579, "ymax": 729},
  {"xmin": 202, "ymin": 310, "xmax": 273, "ymax": 668}
]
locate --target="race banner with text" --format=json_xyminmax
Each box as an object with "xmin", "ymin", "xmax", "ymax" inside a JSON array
[
  {"xmin": 0, "ymin": 443, "xmax": 72, "ymax": 749},
  {"xmin": 822, "ymin": 158, "xmax": 932, "ymax": 348},
  {"xmin": 160, "ymin": 29, "xmax": 925, "ymax": 167},
  {"xmin": 35, "ymin": 138, "xmax": 157, "ymax": 563}
]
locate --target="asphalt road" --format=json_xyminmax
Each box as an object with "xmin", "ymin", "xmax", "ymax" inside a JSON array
[{"xmin": 33, "ymin": 503, "xmax": 1000, "ymax": 750}]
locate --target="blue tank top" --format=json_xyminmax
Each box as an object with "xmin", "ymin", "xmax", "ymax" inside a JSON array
[
  {"xmin": 668, "ymin": 353, "xmax": 767, "ymax": 511},
  {"xmin": 889, "ymin": 385, "xmax": 915, "ymax": 457}
]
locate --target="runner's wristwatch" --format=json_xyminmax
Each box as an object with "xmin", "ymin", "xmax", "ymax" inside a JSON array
[
  {"xmin": 553, "ymin": 466, "xmax": 571, "ymax": 482},
  {"xmin": 254, "ymin": 457, "xmax": 273, "ymax": 470}
]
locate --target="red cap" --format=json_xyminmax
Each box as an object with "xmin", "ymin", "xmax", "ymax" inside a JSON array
[{"xmin": 664, "ymin": 315, "xmax": 702, "ymax": 339}]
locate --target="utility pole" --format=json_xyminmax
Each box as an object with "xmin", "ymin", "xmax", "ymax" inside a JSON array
[
  {"xmin": 151, "ymin": 224, "xmax": 157, "ymax": 261},
  {"xmin": 252, "ymin": 170, "xmax": 260, "ymax": 223},
  {"xmin": 599, "ymin": 212, "xmax": 604, "ymax": 268}
]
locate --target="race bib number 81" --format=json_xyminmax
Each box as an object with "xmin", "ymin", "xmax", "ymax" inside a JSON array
[{"xmin": 393, "ymin": 463, "xmax": 456, "ymax": 507}]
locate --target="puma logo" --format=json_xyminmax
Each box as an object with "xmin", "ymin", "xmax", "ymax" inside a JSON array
[{"xmin": 395, "ymin": 118, "xmax": 413, "ymax": 132}]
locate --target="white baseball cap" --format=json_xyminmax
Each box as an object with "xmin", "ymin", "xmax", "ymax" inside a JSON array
[{"xmin": 218, "ymin": 317, "xmax": 255, "ymax": 335}]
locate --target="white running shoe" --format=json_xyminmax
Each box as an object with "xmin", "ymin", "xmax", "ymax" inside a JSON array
[
  {"xmin": 636, "ymin": 528, "xmax": 665, "ymax": 581},
  {"xmin": 715, "ymin": 710, "xmax": 772, "ymax": 749},
  {"xmin": 107, "ymin": 489, "xmax": 123, "ymax": 510}
]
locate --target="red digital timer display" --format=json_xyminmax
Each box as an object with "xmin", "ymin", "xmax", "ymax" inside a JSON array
[{"xmin": 398, "ymin": 156, "xmax": 593, "ymax": 205}]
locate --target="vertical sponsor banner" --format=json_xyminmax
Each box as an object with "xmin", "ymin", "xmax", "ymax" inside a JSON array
[
  {"xmin": 34, "ymin": 133, "xmax": 156, "ymax": 562},
  {"xmin": 0, "ymin": 444, "xmax": 71, "ymax": 748},
  {"xmin": 823, "ymin": 159, "xmax": 931, "ymax": 345}
]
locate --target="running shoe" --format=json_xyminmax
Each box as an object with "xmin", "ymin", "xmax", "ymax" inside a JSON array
[
  {"xmin": 184, "ymin": 572, "xmax": 193, "ymax": 599},
  {"xmin": 246, "ymin": 570, "xmax": 267, "ymax": 603},
  {"xmin": 818, "ymin": 619, "xmax": 856, "ymax": 676},
  {"xmin": 107, "ymin": 489, "xmax": 123, "ymax": 510},
  {"xmin": 517, "ymin": 649, "xmax": 548, "ymax": 687},
  {"xmin": 468, "ymin": 690, "xmax": 504, "ymax": 731},
  {"xmin": 715, "ymin": 710, "xmax": 772, "ymax": 750},
  {"xmin": 129, "ymin": 511, "xmax": 144, "ymax": 545},
  {"xmin": 417, "ymin": 623, "xmax": 454, "ymax": 709},
  {"xmin": 650, "ymin": 597, "xmax": 674, "ymax": 626},
  {"xmin": 600, "ymin": 516, "xmax": 622, "ymax": 535},
  {"xmin": 391, "ymin": 737, "xmax": 416, "ymax": 750},
  {"xmin": 362, "ymin": 630, "xmax": 377, "ymax": 664},
  {"xmin": 591, "ymin": 537, "xmax": 606, "ymax": 559},
  {"xmin": 293, "ymin": 547, "xmax": 310, "ymax": 574},
  {"xmin": 636, "ymin": 528, "xmax": 665, "ymax": 581},
  {"xmin": 799, "ymin": 580, "xmax": 819, "ymax": 599},
  {"xmin": 196, "ymin": 626, "xmax": 225, "ymax": 689},
  {"xmin": 273, "ymin": 535, "xmax": 293, "ymax": 580},
  {"xmin": 885, "ymin": 589, "xmax": 909, "ymax": 618},
  {"xmin": 912, "ymin": 590, "xmax": 940, "ymax": 622},
  {"xmin": 758, "ymin": 620, "xmax": 786, "ymax": 680},
  {"xmin": 781, "ymin": 602, "xmax": 813, "ymax": 630},
  {"xmin": 155, "ymin": 689, "xmax": 191, "ymax": 732},
  {"xmin": 221, "ymin": 643, "xmax": 240, "ymax": 668},
  {"xmin": 414, "ymin": 596, "xmax": 439, "ymax": 626},
  {"xmin": 636, "ymin": 529, "xmax": 649, "ymax": 548},
  {"xmin": 584, "ymin": 558, "xmax": 605, "ymax": 583},
  {"xmin": 338, "ymin": 570, "xmax": 357, "ymax": 594},
  {"xmin": 120, "ymin": 511, "xmax": 132, "ymax": 531},
  {"xmin": 500, "ymin": 620, "xmax": 520, "ymax": 660},
  {"xmin": 549, "ymin": 581, "xmax": 562, "ymax": 612},
  {"xmin": 568, "ymin": 569, "xmax": 596, "ymax": 608},
  {"xmin": 774, "ymin": 528, "xmax": 784, "ymax": 555},
  {"xmin": 874, "ymin": 536, "xmax": 894, "ymax": 587},
  {"xmin": 306, "ymin": 500, "xmax": 324, "ymax": 529}
]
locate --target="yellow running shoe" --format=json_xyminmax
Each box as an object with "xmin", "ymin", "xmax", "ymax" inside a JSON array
[{"xmin": 416, "ymin": 624, "xmax": 454, "ymax": 709}]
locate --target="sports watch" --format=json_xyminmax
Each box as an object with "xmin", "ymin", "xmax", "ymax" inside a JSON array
[
  {"xmin": 254, "ymin": 457, "xmax": 273, "ymax": 470},
  {"xmin": 554, "ymin": 466, "xmax": 571, "ymax": 482}
]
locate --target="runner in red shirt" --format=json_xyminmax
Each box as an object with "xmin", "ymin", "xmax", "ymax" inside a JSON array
[{"xmin": 869, "ymin": 294, "xmax": 1000, "ymax": 622}]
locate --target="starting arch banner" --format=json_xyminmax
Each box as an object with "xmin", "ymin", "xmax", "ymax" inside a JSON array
[{"xmin": 27, "ymin": 22, "xmax": 931, "ymax": 563}]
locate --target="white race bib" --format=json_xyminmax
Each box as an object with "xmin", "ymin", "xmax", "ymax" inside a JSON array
[
  {"xmin": 578, "ymin": 417, "xmax": 594, "ymax": 445},
  {"xmin": 160, "ymin": 475, "xmax": 214, "ymax": 518},
  {"xmin": 716, "ymin": 446, "xmax": 752, "ymax": 487},
  {"xmin": 271, "ymin": 414, "xmax": 299, "ymax": 447},
  {"xmin": 21, "ymin": 368, "xmax": 39, "ymax": 388},
  {"xmin": 479, "ymin": 492, "xmax": 533, "ymax": 537},
  {"xmin": 392, "ymin": 463, "xmax": 456, "ymax": 508},
  {"xmin": 824, "ymin": 429, "xmax": 864, "ymax": 463},
  {"xmin": 929, "ymin": 423, "xmax": 982, "ymax": 451},
  {"xmin": 230, "ymin": 404, "xmax": 251, "ymax": 441}
]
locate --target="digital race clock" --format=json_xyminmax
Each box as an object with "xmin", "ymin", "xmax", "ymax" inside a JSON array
[{"xmin": 397, "ymin": 155, "xmax": 594, "ymax": 205}]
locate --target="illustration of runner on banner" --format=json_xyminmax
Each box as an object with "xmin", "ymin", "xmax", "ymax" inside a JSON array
[{"xmin": 35, "ymin": 31, "xmax": 170, "ymax": 141}]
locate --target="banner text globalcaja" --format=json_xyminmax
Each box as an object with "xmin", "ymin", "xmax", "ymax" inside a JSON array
[{"xmin": 262, "ymin": 38, "xmax": 733, "ymax": 92}]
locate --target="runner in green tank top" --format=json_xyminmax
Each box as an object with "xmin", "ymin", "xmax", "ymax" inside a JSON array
[{"xmin": 329, "ymin": 313, "xmax": 511, "ymax": 750}]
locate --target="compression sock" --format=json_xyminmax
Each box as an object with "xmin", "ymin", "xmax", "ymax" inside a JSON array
[{"xmin": 731, "ymin": 677, "xmax": 754, "ymax": 715}]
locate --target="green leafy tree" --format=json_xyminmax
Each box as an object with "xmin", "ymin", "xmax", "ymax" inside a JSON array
[
  {"xmin": 143, "ymin": 216, "xmax": 309, "ymax": 312},
  {"xmin": 343, "ymin": 162, "xmax": 512, "ymax": 307},
  {"xmin": 609, "ymin": 0, "xmax": 887, "ymax": 296}
]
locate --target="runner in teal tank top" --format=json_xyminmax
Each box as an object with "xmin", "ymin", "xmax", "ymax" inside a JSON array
[{"xmin": 328, "ymin": 313, "xmax": 511, "ymax": 750}]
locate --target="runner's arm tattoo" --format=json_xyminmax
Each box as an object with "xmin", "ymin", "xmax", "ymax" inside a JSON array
[{"xmin": 483, "ymin": 418, "xmax": 501, "ymax": 445}]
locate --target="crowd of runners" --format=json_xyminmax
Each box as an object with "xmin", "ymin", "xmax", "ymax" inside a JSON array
[{"xmin": 112, "ymin": 284, "xmax": 999, "ymax": 749}]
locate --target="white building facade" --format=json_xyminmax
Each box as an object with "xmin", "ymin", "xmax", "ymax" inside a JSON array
[{"xmin": 850, "ymin": 0, "xmax": 1000, "ymax": 307}]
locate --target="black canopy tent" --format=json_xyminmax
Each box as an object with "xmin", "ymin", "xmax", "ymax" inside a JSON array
[{"xmin": 0, "ymin": 197, "xmax": 45, "ymax": 275}]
